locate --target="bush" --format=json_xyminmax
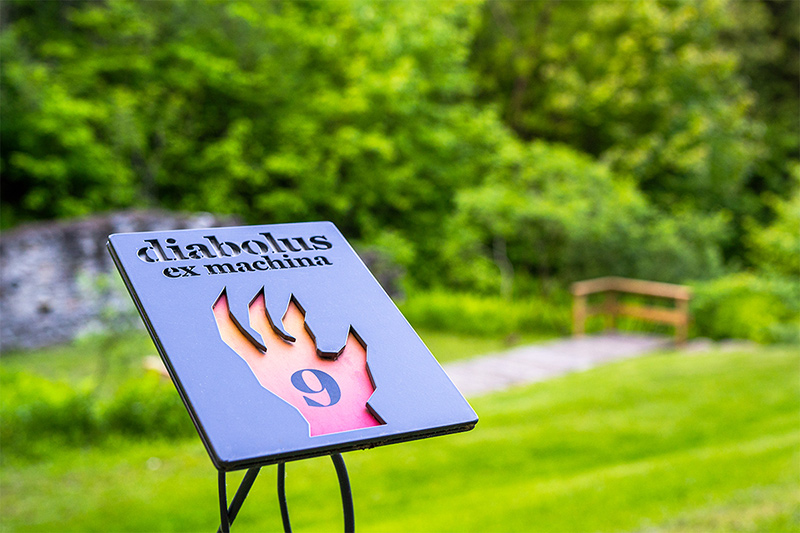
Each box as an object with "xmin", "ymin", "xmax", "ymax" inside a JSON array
[
  {"xmin": 691, "ymin": 273, "xmax": 800, "ymax": 344},
  {"xmin": 747, "ymin": 165, "xmax": 800, "ymax": 279},
  {"xmin": 0, "ymin": 369, "xmax": 193, "ymax": 458},
  {"xmin": 399, "ymin": 290, "xmax": 571, "ymax": 337},
  {"xmin": 445, "ymin": 140, "xmax": 727, "ymax": 291},
  {"xmin": 0, "ymin": 368, "xmax": 97, "ymax": 454},
  {"xmin": 101, "ymin": 375, "xmax": 194, "ymax": 439}
]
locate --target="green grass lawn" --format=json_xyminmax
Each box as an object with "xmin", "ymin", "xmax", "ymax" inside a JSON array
[
  {"xmin": 2, "ymin": 345, "xmax": 798, "ymax": 532},
  {"xmin": 0, "ymin": 331, "xmax": 157, "ymax": 399},
  {"xmin": 415, "ymin": 328, "xmax": 551, "ymax": 363}
]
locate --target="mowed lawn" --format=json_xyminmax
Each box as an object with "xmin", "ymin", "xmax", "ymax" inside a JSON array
[{"xmin": 2, "ymin": 346, "xmax": 798, "ymax": 532}]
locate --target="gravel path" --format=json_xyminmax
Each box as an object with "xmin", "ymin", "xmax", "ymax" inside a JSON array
[{"xmin": 443, "ymin": 333, "xmax": 672, "ymax": 397}]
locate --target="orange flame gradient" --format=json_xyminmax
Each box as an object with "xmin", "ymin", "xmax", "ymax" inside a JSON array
[{"xmin": 212, "ymin": 290, "xmax": 382, "ymax": 436}]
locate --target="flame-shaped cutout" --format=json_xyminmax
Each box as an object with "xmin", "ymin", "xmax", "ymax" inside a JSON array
[{"xmin": 212, "ymin": 288, "xmax": 383, "ymax": 436}]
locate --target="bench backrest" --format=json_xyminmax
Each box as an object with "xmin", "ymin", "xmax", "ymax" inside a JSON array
[{"xmin": 570, "ymin": 277, "xmax": 691, "ymax": 345}]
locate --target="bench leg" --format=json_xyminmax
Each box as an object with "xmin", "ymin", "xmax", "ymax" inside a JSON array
[
  {"xmin": 604, "ymin": 292, "xmax": 617, "ymax": 332},
  {"xmin": 573, "ymin": 295, "xmax": 586, "ymax": 337},
  {"xmin": 676, "ymin": 299, "xmax": 689, "ymax": 346}
]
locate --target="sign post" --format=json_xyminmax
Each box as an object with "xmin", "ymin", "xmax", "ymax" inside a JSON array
[{"xmin": 108, "ymin": 221, "xmax": 477, "ymax": 531}]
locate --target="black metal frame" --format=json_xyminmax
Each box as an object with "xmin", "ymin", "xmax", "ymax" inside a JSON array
[{"xmin": 217, "ymin": 453, "xmax": 354, "ymax": 533}]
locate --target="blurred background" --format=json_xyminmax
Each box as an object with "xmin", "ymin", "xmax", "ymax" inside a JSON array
[{"xmin": 1, "ymin": 1, "xmax": 798, "ymax": 531}]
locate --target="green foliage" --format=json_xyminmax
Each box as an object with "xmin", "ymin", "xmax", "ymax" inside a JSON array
[
  {"xmin": 1, "ymin": 329, "xmax": 156, "ymax": 398},
  {"xmin": 0, "ymin": 2, "xmax": 144, "ymax": 222},
  {"xmin": 471, "ymin": 1, "xmax": 766, "ymax": 215},
  {"xmin": 446, "ymin": 140, "xmax": 726, "ymax": 289},
  {"xmin": 0, "ymin": 368, "xmax": 192, "ymax": 458},
  {"xmin": 729, "ymin": 0, "xmax": 800, "ymax": 201},
  {"xmin": 691, "ymin": 273, "xmax": 800, "ymax": 344},
  {"xmin": 0, "ymin": 368, "xmax": 97, "ymax": 454},
  {"xmin": 1, "ymin": 0, "xmax": 505, "ymax": 272},
  {"xmin": 2, "ymin": 0, "xmax": 797, "ymax": 339},
  {"xmin": 747, "ymin": 166, "xmax": 800, "ymax": 278},
  {"xmin": 102, "ymin": 375, "xmax": 194, "ymax": 438},
  {"xmin": 399, "ymin": 289, "xmax": 571, "ymax": 337}
]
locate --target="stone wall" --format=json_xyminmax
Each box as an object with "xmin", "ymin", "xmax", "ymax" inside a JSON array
[{"xmin": 0, "ymin": 210, "xmax": 240, "ymax": 351}]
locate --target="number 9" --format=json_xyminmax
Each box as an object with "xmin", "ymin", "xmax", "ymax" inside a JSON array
[{"xmin": 290, "ymin": 369, "xmax": 341, "ymax": 407}]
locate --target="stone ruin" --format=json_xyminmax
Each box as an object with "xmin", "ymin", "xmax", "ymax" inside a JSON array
[{"xmin": 0, "ymin": 210, "xmax": 240, "ymax": 352}]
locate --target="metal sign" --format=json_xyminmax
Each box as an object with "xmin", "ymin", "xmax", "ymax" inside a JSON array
[{"xmin": 107, "ymin": 221, "xmax": 477, "ymax": 472}]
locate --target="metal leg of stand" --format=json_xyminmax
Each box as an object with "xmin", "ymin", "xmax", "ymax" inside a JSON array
[
  {"xmin": 219, "ymin": 455, "xmax": 353, "ymax": 532},
  {"xmin": 331, "ymin": 454, "xmax": 355, "ymax": 533},
  {"xmin": 218, "ymin": 467, "xmax": 262, "ymax": 533},
  {"xmin": 218, "ymin": 471, "xmax": 230, "ymax": 533},
  {"xmin": 277, "ymin": 462, "xmax": 292, "ymax": 533}
]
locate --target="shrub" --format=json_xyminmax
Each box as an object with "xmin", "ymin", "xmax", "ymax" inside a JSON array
[
  {"xmin": 691, "ymin": 273, "xmax": 800, "ymax": 344},
  {"xmin": 445, "ymin": 140, "xmax": 727, "ymax": 291},
  {"xmin": 0, "ymin": 368, "xmax": 97, "ymax": 454},
  {"xmin": 101, "ymin": 375, "xmax": 194, "ymax": 439},
  {"xmin": 399, "ymin": 290, "xmax": 571, "ymax": 337},
  {"xmin": 0, "ymin": 369, "xmax": 193, "ymax": 458},
  {"xmin": 746, "ymin": 165, "xmax": 800, "ymax": 279}
]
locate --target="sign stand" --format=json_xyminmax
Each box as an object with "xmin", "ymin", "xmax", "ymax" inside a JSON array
[
  {"xmin": 216, "ymin": 454, "xmax": 353, "ymax": 533},
  {"xmin": 217, "ymin": 466, "xmax": 261, "ymax": 533},
  {"xmin": 107, "ymin": 222, "xmax": 477, "ymax": 531}
]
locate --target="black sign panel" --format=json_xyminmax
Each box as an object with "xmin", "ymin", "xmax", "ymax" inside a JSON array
[{"xmin": 108, "ymin": 222, "xmax": 477, "ymax": 471}]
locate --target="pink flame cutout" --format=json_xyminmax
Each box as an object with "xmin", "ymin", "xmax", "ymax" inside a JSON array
[{"xmin": 212, "ymin": 290, "xmax": 382, "ymax": 436}]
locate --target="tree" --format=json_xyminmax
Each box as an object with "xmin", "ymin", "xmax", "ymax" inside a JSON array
[
  {"xmin": 1, "ymin": 0, "xmax": 508, "ymax": 279},
  {"xmin": 470, "ymin": 0, "xmax": 768, "ymax": 222},
  {"xmin": 747, "ymin": 165, "xmax": 800, "ymax": 279}
]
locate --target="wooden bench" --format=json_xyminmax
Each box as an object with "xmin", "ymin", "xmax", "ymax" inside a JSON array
[{"xmin": 571, "ymin": 277, "xmax": 691, "ymax": 345}]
